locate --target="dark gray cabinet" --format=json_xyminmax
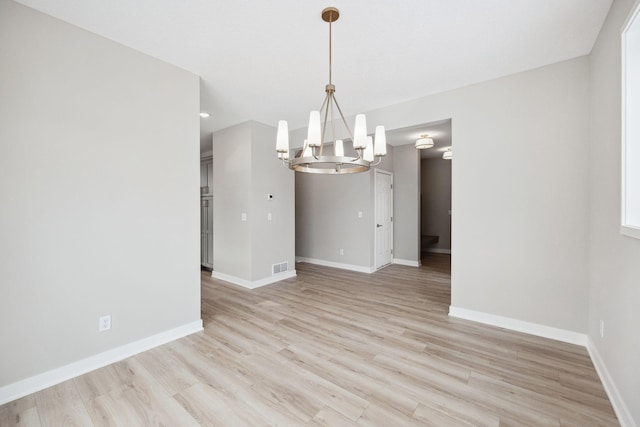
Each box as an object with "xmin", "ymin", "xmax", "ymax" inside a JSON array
[{"xmin": 200, "ymin": 157, "xmax": 213, "ymax": 268}]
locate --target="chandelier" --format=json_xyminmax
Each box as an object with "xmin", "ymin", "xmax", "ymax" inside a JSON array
[{"xmin": 275, "ymin": 7, "xmax": 387, "ymax": 174}]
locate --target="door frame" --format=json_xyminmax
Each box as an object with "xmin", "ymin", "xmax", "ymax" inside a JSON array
[{"xmin": 374, "ymin": 168, "xmax": 394, "ymax": 270}]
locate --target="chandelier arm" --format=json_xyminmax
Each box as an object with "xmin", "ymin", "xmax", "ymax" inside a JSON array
[
  {"xmin": 315, "ymin": 92, "xmax": 329, "ymax": 159},
  {"xmin": 320, "ymin": 93, "xmax": 331, "ymax": 157},
  {"xmin": 332, "ymin": 95, "xmax": 361, "ymax": 160},
  {"xmin": 330, "ymin": 95, "xmax": 336, "ymax": 148},
  {"xmin": 318, "ymin": 92, "xmax": 329, "ymax": 120},
  {"xmin": 370, "ymin": 157, "xmax": 383, "ymax": 167},
  {"xmin": 331, "ymin": 95, "xmax": 355, "ymax": 142}
]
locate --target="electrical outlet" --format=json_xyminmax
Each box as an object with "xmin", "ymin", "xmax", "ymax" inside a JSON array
[
  {"xmin": 600, "ymin": 320, "xmax": 604, "ymax": 338},
  {"xmin": 339, "ymin": 248, "xmax": 344, "ymax": 255},
  {"xmin": 99, "ymin": 315, "xmax": 111, "ymax": 332}
]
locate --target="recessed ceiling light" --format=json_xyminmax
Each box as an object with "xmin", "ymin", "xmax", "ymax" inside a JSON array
[
  {"xmin": 200, "ymin": 112, "xmax": 210, "ymax": 118},
  {"xmin": 415, "ymin": 134, "xmax": 434, "ymax": 149}
]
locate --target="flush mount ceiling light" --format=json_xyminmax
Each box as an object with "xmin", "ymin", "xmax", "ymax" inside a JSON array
[
  {"xmin": 442, "ymin": 148, "xmax": 452, "ymax": 160},
  {"xmin": 275, "ymin": 7, "xmax": 386, "ymax": 174},
  {"xmin": 415, "ymin": 134, "xmax": 434, "ymax": 149},
  {"xmin": 199, "ymin": 112, "xmax": 210, "ymax": 118}
]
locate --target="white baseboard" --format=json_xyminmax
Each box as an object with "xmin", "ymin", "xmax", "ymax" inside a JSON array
[
  {"xmin": 211, "ymin": 270, "xmax": 297, "ymax": 289},
  {"xmin": 587, "ymin": 337, "xmax": 637, "ymax": 427},
  {"xmin": 423, "ymin": 248, "xmax": 452, "ymax": 254},
  {"xmin": 295, "ymin": 257, "xmax": 375, "ymax": 274},
  {"xmin": 0, "ymin": 320, "xmax": 203, "ymax": 406},
  {"xmin": 448, "ymin": 307, "xmax": 636, "ymax": 425},
  {"xmin": 448, "ymin": 306, "xmax": 587, "ymax": 346},
  {"xmin": 393, "ymin": 259, "xmax": 421, "ymax": 267}
]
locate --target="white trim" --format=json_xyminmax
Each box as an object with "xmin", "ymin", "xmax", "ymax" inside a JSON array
[
  {"xmin": 0, "ymin": 320, "xmax": 203, "ymax": 406},
  {"xmin": 423, "ymin": 248, "xmax": 452, "ymax": 254},
  {"xmin": 393, "ymin": 259, "xmax": 421, "ymax": 267},
  {"xmin": 621, "ymin": 0, "xmax": 640, "ymax": 238},
  {"xmin": 587, "ymin": 338, "xmax": 637, "ymax": 427},
  {"xmin": 621, "ymin": 225, "xmax": 640, "ymax": 240},
  {"xmin": 448, "ymin": 306, "xmax": 587, "ymax": 346},
  {"xmin": 296, "ymin": 257, "xmax": 375, "ymax": 274},
  {"xmin": 622, "ymin": 4, "xmax": 628, "ymax": 232},
  {"xmin": 448, "ymin": 305, "xmax": 638, "ymax": 425},
  {"xmin": 622, "ymin": 0, "xmax": 640, "ymax": 32},
  {"xmin": 211, "ymin": 270, "xmax": 297, "ymax": 289}
]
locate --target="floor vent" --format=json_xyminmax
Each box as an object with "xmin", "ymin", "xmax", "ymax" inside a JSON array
[{"xmin": 272, "ymin": 261, "xmax": 288, "ymax": 275}]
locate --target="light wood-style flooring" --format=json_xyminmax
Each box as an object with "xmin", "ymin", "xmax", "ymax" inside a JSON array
[{"xmin": 0, "ymin": 254, "xmax": 619, "ymax": 426}]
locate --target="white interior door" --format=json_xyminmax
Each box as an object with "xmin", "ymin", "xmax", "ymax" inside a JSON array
[{"xmin": 375, "ymin": 170, "xmax": 393, "ymax": 269}]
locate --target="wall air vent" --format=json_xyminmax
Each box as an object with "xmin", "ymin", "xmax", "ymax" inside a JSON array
[{"xmin": 272, "ymin": 261, "xmax": 288, "ymax": 275}]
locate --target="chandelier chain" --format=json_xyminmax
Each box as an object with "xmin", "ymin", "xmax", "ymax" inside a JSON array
[{"xmin": 329, "ymin": 10, "xmax": 333, "ymax": 85}]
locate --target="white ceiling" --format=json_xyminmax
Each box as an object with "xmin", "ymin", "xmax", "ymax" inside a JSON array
[{"xmin": 14, "ymin": 0, "xmax": 612, "ymax": 154}]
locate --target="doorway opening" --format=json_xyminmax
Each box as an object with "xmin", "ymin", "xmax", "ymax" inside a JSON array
[{"xmin": 418, "ymin": 119, "xmax": 452, "ymax": 274}]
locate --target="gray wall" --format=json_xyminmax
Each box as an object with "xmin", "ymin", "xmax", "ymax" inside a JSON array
[
  {"xmin": 283, "ymin": 26, "xmax": 593, "ymax": 339},
  {"xmin": 213, "ymin": 122, "xmax": 253, "ymax": 280},
  {"xmin": 294, "ymin": 145, "xmax": 395, "ymax": 269},
  {"xmin": 0, "ymin": 1, "xmax": 201, "ymax": 387},
  {"xmin": 212, "ymin": 121, "xmax": 295, "ymax": 282},
  {"xmin": 392, "ymin": 145, "xmax": 421, "ymax": 262},
  {"xmin": 212, "ymin": 123, "xmax": 252, "ymax": 280},
  {"xmin": 421, "ymin": 158, "xmax": 452, "ymax": 251},
  {"xmin": 354, "ymin": 57, "xmax": 591, "ymax": 334},
  {"xmin": 295, "ymin": 170, "xmax": 373, "ymax": 267},
  {"xmin": 588, "ymin": 0, "xmax": 640, "ymax": 423},
  {"xmin": 250, "ymin": 122, "xmax": 295, "ymax": 281}
]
